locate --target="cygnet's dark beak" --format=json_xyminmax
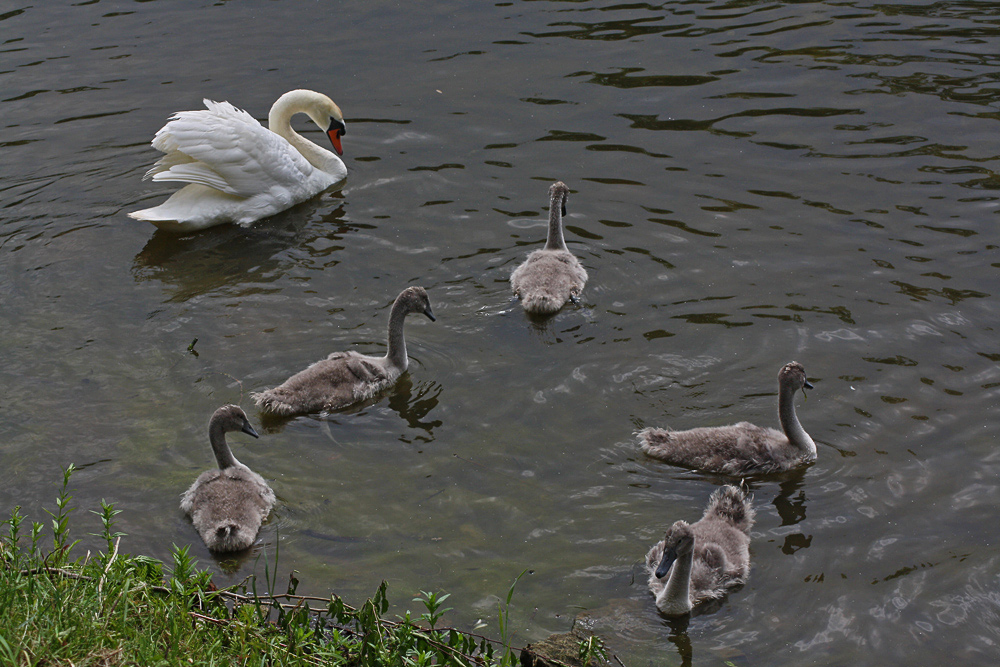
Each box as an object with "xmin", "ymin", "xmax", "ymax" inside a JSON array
[
  {"xmin": 423, "ymin": 306, "xmax": 436, "ymax": 322},
  {"xmin": 327, "ymin": 119, "xmax": 346, "ymax": 156},
  {"xmin": 241, "ymin": 421, "xmax": 260, "ymax": 439},
  {"xmin": 655, "ymin": 547, "xmax": 677, "ymax": 579},
  {"xmin": 801, "ymin": 379, "xmax": 814, "ymax": 400},
  {"xmin": 561, "ymin": 201, "xmax": 567, "ymax": 217}
]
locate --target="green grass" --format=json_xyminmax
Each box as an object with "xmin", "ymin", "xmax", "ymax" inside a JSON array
[{"xmin": 0, "ymin": 465, "xmax": 573, "ymax": 667}]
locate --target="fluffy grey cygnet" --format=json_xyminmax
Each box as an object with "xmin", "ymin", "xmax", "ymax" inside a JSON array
[
  {"xmin": 253, "ymin": 286, "xmax": 436, "ymax": 416},
  {"xmin": 638, "ymin": 361, "xmax": 816, "ymax": 475},
  {"xmin": 510, "ymin": 181, "xmax": 588, "ymax": 314},
  {"xmin": 646, "ymin": 485, "xmax": 755, "ymax": 616},
  {"xmin": 180, "ymin": 405, "xmax": 275, "ymax": 553}
]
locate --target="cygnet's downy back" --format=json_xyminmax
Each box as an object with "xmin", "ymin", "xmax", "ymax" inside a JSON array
[{"xmin": 510, "ymin": 181, "xmax": 588, "ymax": 314}]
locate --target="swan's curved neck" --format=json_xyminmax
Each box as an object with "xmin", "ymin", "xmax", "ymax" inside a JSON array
[
  {"xmin": 209, "ymin": 423, "xmax": 240, "ymax": 470},
  {"xmin": 778, "ymin": 386, "xmax": 816, "ymax": 458},
  {"xmin": 268, "ymin": 95, "xmax": 336, "ymax": 173},
  {"xmin": 544, "ymin": 192, "xmax": 568, "ymax": 251},
  {"xmin": 384, "ymin": 298, "xmax": 411, "ymax": 371},
  {"xmin": 657, "ymin": 550, "xmax": 693, "ymax": 614}
]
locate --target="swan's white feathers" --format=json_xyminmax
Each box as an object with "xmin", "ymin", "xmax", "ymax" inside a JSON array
[
  {"xmin": 145, "ymin": 101, "xmax": 315, "ymax": 198},
  {"xmin": 131, "ymin": 90, "xmax": 346, "ymax": 231},
  {"xmin": 144, "ymin": 148, "xmax": 196, "ymax": 178},
  {"xmin": 151, "ymin": 163, "xmax": 233, "ymax": 194}
]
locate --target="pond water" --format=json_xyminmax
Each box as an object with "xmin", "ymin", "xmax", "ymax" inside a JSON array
[{"xmin": 2, "ymin": 1, "xmax": 999, "ymax": 664}]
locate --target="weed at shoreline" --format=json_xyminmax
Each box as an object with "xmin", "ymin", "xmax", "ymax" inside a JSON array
[{"xmin": 2, "ymin": 465, "xmax": 615, "ymax": 666}]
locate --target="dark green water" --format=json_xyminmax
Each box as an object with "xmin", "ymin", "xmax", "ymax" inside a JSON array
[{"xmin": 2, "ymin": 1, "xmax": 999, "ymax": 664}]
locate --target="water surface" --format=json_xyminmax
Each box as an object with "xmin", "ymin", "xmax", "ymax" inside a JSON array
[{"xmin": 2, "ymin": 1, "xmax": 999, "ymax": 664}]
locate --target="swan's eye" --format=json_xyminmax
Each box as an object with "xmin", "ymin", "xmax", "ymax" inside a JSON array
[{"xmin": 329, "ymin": 119, "xmax": 346, "ymax": 136}]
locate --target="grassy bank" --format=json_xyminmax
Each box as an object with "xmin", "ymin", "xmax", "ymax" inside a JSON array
[{"xmin": 0, "ymin": 466, "xmax": 609, "ymax": 666}]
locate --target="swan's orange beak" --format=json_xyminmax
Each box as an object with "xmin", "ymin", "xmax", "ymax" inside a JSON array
[{"xmin": 327, "ymin": 128, "xmax": 344, "ymax": 156}]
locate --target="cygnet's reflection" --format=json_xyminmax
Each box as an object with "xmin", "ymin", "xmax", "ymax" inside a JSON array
[{"xmin": 770, "ymin": 468, "xmax": 813, "ymax": 555}]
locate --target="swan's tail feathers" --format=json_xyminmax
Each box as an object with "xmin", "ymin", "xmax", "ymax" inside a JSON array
[
  {"xmin": 520, "ymin": 292, "xmax": 563, "ymax": 315},
  {"xmin": 215, "ymin": 524, "xmax": 237, "ymax": 540},
  {"xmin": 208, "ymin": 523, "xmax": 252, "ymax": 552},
  {"xmin": 251, "ymin": 389, "xmax": 298, "ymax": 417},
  {"xmin": 128, "ymin": 206, "xmax": 188, "ymax": 226},
  {"xmin": 705, "ymin": 485, "xmax": 755, "ymax": 534},
  {"xmin": 129, "ymin": 207, "xmax": 202, "ymax": 233},
  {"xmin": 128, "ymin": 208, "xmax": 169, "ymax": 222}
]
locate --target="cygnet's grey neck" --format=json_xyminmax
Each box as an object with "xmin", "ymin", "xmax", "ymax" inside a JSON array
[
  {"xmin": 659, "ymin": 550, "xmax": 693, "ymax": 613},
  {"xmin": 544, "ymin": 190, "xmax": 568, "ymax": 251},
  {"xmin": 778, "ymin": 383, "xmax": 816, "ymax": 457},
  {"xmin": 385, "ymin": 298, "xmax": 411, "ymax": 371},
  {"xmin": 209, "ymin": 423, "xmax": 241, "ymax": 470}
]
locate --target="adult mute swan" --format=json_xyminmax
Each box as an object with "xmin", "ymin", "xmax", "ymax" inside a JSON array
[
  {"xmin": 130, "ymin": 89, "xmax": 347, "ymax": 232},
  {"xmin": 253, "ymin": 286, "xmax": 436, "ymax": 416},
  {"xmin": 646, "ymin": 485, "xmax": 754, "ymax": 616},
  {"xmin": 180, "ymin": 405, "xmax": 275, "ymax": 552},
  {"xmin": 639, "ymin": 361, "xmax": 816, "ymax": 475},
  {"xmin": 510, "ymin": 181, "xmax": 588, "ymax": 314}
]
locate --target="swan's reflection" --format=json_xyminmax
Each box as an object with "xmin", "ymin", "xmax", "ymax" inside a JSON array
[{"xmin": 132, "ymin": 197, "xmax": 354, "ymax": 299}]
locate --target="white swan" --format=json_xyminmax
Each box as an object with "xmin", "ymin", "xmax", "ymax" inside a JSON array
[
  {"xmin": 130, "ymin": 89, "xmax": 347, "ymax": 232},
  {"xmin": 510, "ymin": 181, "xmax": 588, "ymax": 314},
  {"xmin": 638, "ymin": 362, "xmax": 816, "ymax": 475},
  {"xmin": 181, "ymin": 405, "xmax": 275, "ymax": 553},
  {"xmin": 646, "ymin": 485, "xmax": 754, "ymax": 616}
]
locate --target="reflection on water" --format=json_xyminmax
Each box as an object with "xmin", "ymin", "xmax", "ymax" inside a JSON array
[
  {"xmin": 133, "ymin": 199, "xmax": 357, "ymax": 297},
  {"xmin": 2, "ymin": 0, "xmax": 1000, "ymax": 664},
  {"xmin": 663, "ymin": 615, "xmax": 694, "ymax": 667},
  {"xmin": 386, "ymin": 376, "xmax": 444, "ymax": 434},
  {"xmin": 200, "ymin": 540, "xmax": 268, "ymax": 575},
  {"xmin": 769, "ymin": 470, "xmax": 812, "ymax": 555}
]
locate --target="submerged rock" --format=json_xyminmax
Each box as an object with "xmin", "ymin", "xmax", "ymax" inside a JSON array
[{"xmin": 519, "ymin": 628, "xmax": 606, "ymax": 667}]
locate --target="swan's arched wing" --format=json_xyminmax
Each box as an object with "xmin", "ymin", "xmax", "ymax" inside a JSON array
[{"xmin": 145, "ymin": 100, "xmax": 315, "ymax": 198}]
